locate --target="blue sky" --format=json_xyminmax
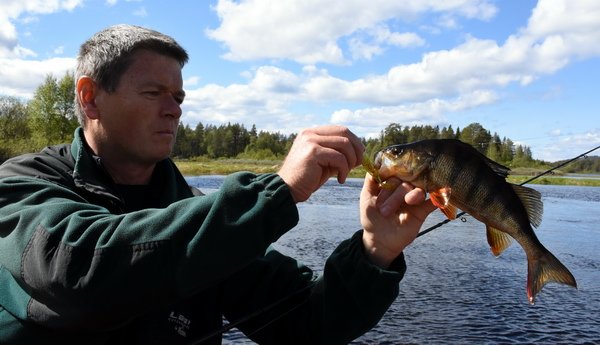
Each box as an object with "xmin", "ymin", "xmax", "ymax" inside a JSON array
[{"xmin": 1, "ymin": 0, "xmax": 599, "ymax": 162}]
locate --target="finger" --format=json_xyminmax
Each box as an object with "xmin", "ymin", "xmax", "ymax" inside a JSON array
[
  {"xmin": 410, "ymin": 198, "xmax": 438, "ymax": 222},
  {"xmin": 314, "ymin": 145, "xmax": 353, "ymax": 184},
  {"xmin": 308, "ymin": 137, "xmax": 358, "ymax": 184},
  {"xmin": 378, "ymin": 180, "xmax": 412, "ymax": 217},
  {"xmin": 362, "ymin": 173, "xmax": 380, "ymax": 197},
  {"xmin": 405, "ymin": 187, "xmax": 427, "ymax": 205},
  {"xmin": 307, "ymin": 126, "xmax": 364, "ymax": 169},
  {"xmin": 317, "ymin": 135, "xmax": 361, "ymax": 167}
]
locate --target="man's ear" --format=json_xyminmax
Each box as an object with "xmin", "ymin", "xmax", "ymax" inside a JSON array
[{"xmin": 76, "ymin": 76, "xmax": 100, "ymax": 120}]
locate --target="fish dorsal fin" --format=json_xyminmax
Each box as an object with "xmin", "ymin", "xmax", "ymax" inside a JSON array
[
  {"xmin": 511, "ymin": 184, "xmax": 543, "ymax": 228},
  {"xmin": 486, "ymin": 225, "xmax": 513, "ymax": 256},
  {"xmin": 458, "ymin": 140, "xmax": 510, "ymax": 178},
  {"xmin": 430, "ymin": 187, "xmax": 457, "ymax": 220},
  {"xmin": 483, "ymin": 156, "xmax": 511, "ymax": 178}
]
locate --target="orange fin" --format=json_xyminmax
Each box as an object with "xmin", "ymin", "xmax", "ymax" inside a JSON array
[
  {"xmin": 527, "ymin": 249, "xmax": 577, "ymax": 304},
  {"xmin": 486, "ymin": 226, "xmax": 513, "ymax": 256},
  {"xmin": 512, "ymin": 184, "xmax": 543, "ymax": 228},
  {"xmin": 430, "ymin": 188, "xmax": 457, "ymax": 220}
]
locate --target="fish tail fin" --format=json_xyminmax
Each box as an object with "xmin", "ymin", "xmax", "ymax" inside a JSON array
[{"xmin": 527, "ymin": 250, "xmax": 577, "ymax": 304}]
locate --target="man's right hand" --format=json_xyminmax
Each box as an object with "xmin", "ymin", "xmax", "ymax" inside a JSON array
[{"xmin": 277, "ymin": 125, "xmax": 364, "ymax": 203}]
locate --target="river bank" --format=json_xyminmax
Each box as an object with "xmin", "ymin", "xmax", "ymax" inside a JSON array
[{"xmin": 175, "ymin": 159, "xmax": 600, "ymax": 187}]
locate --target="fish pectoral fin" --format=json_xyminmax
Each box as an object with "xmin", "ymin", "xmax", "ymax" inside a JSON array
[
  {"xmin": 486, "ymin": 226, "xmax": 513, "ymax": 256},
  {"xmin": 438, "ymin": 204, "xmax": 458, "ymax": 220},
  {"xmin": 430, "ymin": 188, "xmax": 457, "ymax": 220}
]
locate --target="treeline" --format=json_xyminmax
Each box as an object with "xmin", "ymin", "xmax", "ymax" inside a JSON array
[
  {"xmin": 172, "ymin": 121, "xmax": 544, "ymax": 168},
  {"xmin": 174, "ymin": 123, "xmax": 293, "ymax": 160},
  {"xmin": 557, "ymin": 156, "xmax": 600, "ymax": 174},
  {"xmin": 364, "ymin": 122, "xmax": 545, "ymax": 168},
  {"xmin": 1, "ymin": 72, "xmax": 599, "ymax": 173}
]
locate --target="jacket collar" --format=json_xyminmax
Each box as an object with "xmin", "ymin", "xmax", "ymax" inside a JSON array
[
  {"xmin": 70, "ymin": 127, "xmax": 119, "ymax": 200},
  {"xmin": 69, "ymin": 127, "xmax": 193, "ymax": 208}
]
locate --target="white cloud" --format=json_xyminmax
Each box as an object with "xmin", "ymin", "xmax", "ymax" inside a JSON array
[
  {"xmin": 199, "ymin": 0, "xmax": 600, "ymax": 134},
  {"xmin": 0, "ymin": 56, "xmax": 75, "ymax": 98},
  {"xmin": 0, "ymin": 0, "xmax": 83, "ymax": 58},
  {"xmin": 183, "ymin": 76, "xmax": 201, "ymax": 87},
  {"xmin": 348, "ymin": 37, "xmax": 384, "ymax": 61},
  {"xmin": 184, "ymin": 0, "xmax": 600, "ymax": 136},
  {"xmin": 349, "ymin": 25, "xmax": 425, "ymax": 61},
  {"xmin": 0, "ymin": 0, "xmax": 81, "ymax": 97},
  {"xmin": 385, "ymin": 31, "xmax": 425, "ymax": 48},
  {"xmin": 537, "ymin": 129, "xmax": 600, "ymax": 162},
  {"xmin": 549, "ymin": 129, "xmax": 562, "ymax": 137},
  {"xmin": 52, "ymin": 46, "xmax": 64, "ymax": 55},
  {"xmin": 180, "ymin": 64, "xmax": 503, "ymax": 136},
  {"xmin": 305, "ymin": 0, "xmax": 600, "ymax": 106},
  {"xmin": 206, "ymin": 0, "xmax": 498, "ymax": 64},
  {"xmin": 249, "ymin": 66, "xmax": 301, "ymax": 93},
  {"xmin": 182, "ymin": 81, "xmax": 313, "ymax": 134},
  {"xmin": 132, "ymin": 6, "xmax": 147, "ymax": 17},
  {"xmin": 2, "ymin": 0, "xmax": 600, "ymax": 150},
  {"xmin": 329, "ymin": 90, "xmax": 498, "ymax": 133}
]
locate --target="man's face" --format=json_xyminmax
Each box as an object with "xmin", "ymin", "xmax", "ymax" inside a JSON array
[{"xmin": 93, "ymin": 49, "xmax": 185, "ymax": 165}]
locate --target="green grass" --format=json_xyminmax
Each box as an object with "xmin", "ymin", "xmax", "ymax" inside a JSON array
[
  {"xmin": 175, "ymin": 159, "xmax": 600, "ymax": 187},
  {"xmin": 507, "ymin": 175, "xmax": 600, "ymax": 187},
  {"xmin": 175, "ymin": 158, "xmax": 282, "ymax": 176}
]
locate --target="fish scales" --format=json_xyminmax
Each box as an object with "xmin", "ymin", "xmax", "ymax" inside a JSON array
[
  {"xmin": 366, "ymin": 138, "xmax": 577, "ymax": 303},
  {"xmin": 428, "ymin": 142, "xmax": 528, "ymax": 234}
]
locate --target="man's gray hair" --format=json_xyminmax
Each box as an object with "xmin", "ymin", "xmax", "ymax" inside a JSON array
[{"xmin": 74, "ymin": 24, "xmax": 189, "ymax": 126}]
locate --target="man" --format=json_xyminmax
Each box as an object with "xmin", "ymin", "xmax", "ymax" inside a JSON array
[{"xmin": 0, "ymin": 24, "xmax": 435, "ymax": 344}]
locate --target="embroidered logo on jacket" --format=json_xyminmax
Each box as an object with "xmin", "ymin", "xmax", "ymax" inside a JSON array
[{"xmin": 168, "ymin": 311, "xmax": 191, "ymax": 337}]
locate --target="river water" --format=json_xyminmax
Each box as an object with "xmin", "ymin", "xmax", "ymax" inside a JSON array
[{"xmin": 186, "ymin": 176, "xmax": 600, "ymax": 344}]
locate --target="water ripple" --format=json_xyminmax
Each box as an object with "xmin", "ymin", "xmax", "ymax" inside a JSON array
[{"xmin": 187, "ymin": 176, "xmax": 600, "ymax": 345}]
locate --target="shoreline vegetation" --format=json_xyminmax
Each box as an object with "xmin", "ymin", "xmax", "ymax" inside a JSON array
[
  {"xmin": 175, "ymin": 159, "xmax": 600, "ymax": 187},
  {"xmin": 4, "ymin": 76, "xmax": 599, "ymax": 180}
]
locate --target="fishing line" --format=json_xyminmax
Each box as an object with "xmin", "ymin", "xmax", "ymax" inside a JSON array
[
  {"xmin": 186, "ymin": 284, "xmax": 313, "ymax": 345},
  {"xmin": 416, "ymin": 144, "xmax": 600, "ymax": 238},
  {"xmin": 188, "ymin": 144, "xmax": 599, "ymax": 344}
]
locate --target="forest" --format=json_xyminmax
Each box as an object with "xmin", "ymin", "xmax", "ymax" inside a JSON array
[{"xmin": 1, "ymin": 73, "xmax": 599, "ymax": 173}]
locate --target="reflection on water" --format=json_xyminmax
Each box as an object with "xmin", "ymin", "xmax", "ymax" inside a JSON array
[{"xmin": 186, "ymin": 176, "xmax": 600, "ymax": 344}]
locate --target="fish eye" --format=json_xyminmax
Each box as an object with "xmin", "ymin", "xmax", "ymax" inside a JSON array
[{"xmin": 390, "ymin": 147, "xmax": 403, "ymax": 156}]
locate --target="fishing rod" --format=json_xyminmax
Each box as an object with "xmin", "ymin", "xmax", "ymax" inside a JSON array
[
  {"xmin": 189, "ymin": 144, "xmax": 599, "ymax": 344},
  {"xmin": 416, "ymin": 144, "xmax": 600, "ymax": 238},
  {"xmin": 187, "ymin": 284, "xmax": 313, "ymax": 345}
]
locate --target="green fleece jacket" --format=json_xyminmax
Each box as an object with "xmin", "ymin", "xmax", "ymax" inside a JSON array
[{"xmin": 0, "ymin": 128, "xmax": 406, "ymax": 345}]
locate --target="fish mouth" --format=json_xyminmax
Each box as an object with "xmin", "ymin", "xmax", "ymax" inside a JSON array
[
  {"xmin": 377, "ymin": 149, "xmax": 422, "ymax": 182},
  {"xmin": 374, "ymin": 151, "xmax": 413, "ymax": 178}
]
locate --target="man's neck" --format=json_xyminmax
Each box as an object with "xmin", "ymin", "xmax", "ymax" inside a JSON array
[
  {"xmin": 83, "ymin": 130, "xmax": 156, "ymax": 185},
  {"xmin": 102, "ymin": 160, "xmax": 156, "ymax": 185}
]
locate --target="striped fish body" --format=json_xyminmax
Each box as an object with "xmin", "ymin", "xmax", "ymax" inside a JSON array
[{"xmin": 371, "ymin": 139, "xmax": 576, "ymax": 303}]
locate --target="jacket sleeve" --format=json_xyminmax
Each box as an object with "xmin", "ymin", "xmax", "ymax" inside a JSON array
[
  {"xmin": 220, "ymin": 230, "xmax": 405, "ymax": 345},
  {"xmin": 0, "ymin": 172, "xmax": 298, "ymax": 332}
]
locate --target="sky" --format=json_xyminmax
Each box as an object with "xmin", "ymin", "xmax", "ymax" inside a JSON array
[{"xmin": 1, "ymin": 0, "xmax": 599, "ymax": 162}]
